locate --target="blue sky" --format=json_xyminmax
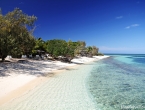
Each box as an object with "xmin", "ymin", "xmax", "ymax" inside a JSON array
[{"xmin": 1, "ymin": 0, "xmax": 145, "ymax": 54}]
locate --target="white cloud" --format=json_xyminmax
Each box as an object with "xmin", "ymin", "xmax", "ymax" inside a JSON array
[
  {"xmin": 125, "ymin": 26, "xmax": 130, "ymax": 29},
  {"xmin": 116, "ymin": 16, "xmax": 123, "ymax": 19},
  {"xmin": 131, "ymin": 24, "xmax": 139, "ymax": 27},
  {"xmin": 125, "ymin": 24, "xmax": 139, "ymax": 29}
]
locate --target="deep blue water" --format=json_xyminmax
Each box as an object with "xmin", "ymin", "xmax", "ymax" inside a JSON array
[{"xmin": 88, "ymin": 54, "xmax": 145, "ymax": 110}]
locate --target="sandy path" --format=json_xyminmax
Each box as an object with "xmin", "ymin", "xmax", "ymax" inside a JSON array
[{"xmin": 0, "ymin": 63, "xmax": 98, "ymax": 110}]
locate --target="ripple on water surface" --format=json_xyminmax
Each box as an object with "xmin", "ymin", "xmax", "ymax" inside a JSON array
[{"xmin": 88, "ymin": 55, "xmax": 145, "ymax": 110}]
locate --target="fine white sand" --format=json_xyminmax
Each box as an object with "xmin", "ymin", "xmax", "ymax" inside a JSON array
[
  {"xmin": 0, "ymin": 74, "xmax": 36, "ymax": 100},
  {"xmin": 0, "ymin": 56, "xmax": 109, "ymax": 109}
]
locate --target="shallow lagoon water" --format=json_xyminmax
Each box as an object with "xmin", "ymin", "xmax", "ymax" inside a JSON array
[
  {"xmin": 1, "ymin": 55, "xmax": 145, "ymax": 110},
  {"xmin": 87, "ymin": 55, "xmax": 145, "ymax": 110}
]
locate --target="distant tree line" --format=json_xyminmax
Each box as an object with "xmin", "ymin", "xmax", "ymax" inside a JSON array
[
  {"xmin": 33, "ymin": 38, "xmax": 103, "ymax": 62},
  {"xmin": 0, "ymin": 8, "xmax": 103, "ymax": 62}
]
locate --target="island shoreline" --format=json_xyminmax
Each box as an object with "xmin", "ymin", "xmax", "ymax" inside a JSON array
[{"xmin": 0, "ymin": 56, "xmax": 109, "ymax": 108}]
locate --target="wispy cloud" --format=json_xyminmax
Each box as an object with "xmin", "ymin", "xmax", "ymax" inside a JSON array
[
  {"xmin": 125, "ymin": 26, "xmax": 130, "ymax": 29},
  {"xmin": 125, "ymin": 24, "xmax": 139, "ymax": 29},
  {"xmin": 100, "ymin": 46, "xmax": 131, "ymax": 51},
  {"xmin": 131, "ymin": 24, "xmax": 139, "ymax": 27},
  {"xmin": 99, "ymin": 46, "xmax": 145, "ymax": 53},
  {"xmin": 116, "ymin": 16, "xmax": 123, "ymax": 19}
]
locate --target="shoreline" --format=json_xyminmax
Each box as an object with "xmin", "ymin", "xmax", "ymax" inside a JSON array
[
  {"xmin": 0, "ymin": 56, "xmax": 109, "ymax": 109},
  {"xmin": 0, "ymin": 64, "xmax": 78, "ymax": 106}
]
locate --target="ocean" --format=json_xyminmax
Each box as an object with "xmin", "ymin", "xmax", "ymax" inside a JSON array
[{"xmin": 87, "ymin": 54, "xmax": 145, "ymax": 110}]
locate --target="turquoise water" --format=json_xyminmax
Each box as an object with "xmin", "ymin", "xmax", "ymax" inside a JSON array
[{"xmin": 88, "ymin": 55, "xmax": 145, "ymax": 110}]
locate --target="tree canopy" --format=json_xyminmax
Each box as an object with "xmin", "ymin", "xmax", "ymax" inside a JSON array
[
  {"xmin": 0, "ymin": 8, "xmax": 37, "ymax": 61},
  {"xmin": 46, "ymin": 39, "xmax": 68, "ymax": 57}
]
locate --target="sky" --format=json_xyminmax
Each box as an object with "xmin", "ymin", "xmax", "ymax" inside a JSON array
[{"xmin": 0, "ymin": 0, "xmax": 145, "ymax": 54}]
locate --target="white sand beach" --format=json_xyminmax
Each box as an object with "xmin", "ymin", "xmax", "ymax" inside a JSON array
[{"xmin": 0, "ymin": 56, "xmax": 109, "ymax": 110}]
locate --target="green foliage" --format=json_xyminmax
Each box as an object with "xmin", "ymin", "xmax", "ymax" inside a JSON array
[
  {"xmin": 86, "ymin": 46, "xmax": 93, "ymax": 54},
  {"xmin": 32, "ymin": 38, "xmax": 46, "ymax": 54},
  {"xmin": 0, "ymin": 8, "xmax": 36, "ymax": 61},
  {"xmin": 73, "ymin": 41, "xmax": 86, "ymax": 56},
  {"xmin": 46, "ymin": 39, "xmax": 68, "ymax": 57},
  {"xmin": 97, "ymin": 53, "xmax": 104, "ymax": 56},
  {"xmin": 77, "ymin": 41, "xmax": 86, "ymax": 48},
  {"xmin": 67, "ymin": 40, "xmax": 80, "ymax": 57},
  {"xmin": 45, "ymin": 39, "xmax": 83, "ymax": 62},
  {"xmin": 92, "ymin": 46, "xmax": 99, "ymax": 55}
]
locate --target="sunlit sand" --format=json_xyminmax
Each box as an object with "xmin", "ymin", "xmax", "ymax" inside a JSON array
[{"xmin": 0, "ymin": 56, "xmax": 109, "ymax": 110}]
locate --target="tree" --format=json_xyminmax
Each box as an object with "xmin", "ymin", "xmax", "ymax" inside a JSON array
[
  {"xmin": 45, "ymin": 39, "xmax": 81, "ymax": 62},
  {"xmin": 0, "ymin": 8, "xmax": 37, "ymax": 61},
  {"xmin": 86, "ymin": 46, "xmax": 93, "ymax": 57},
  {"xmin": 0, "ymin": 12, "xmax": 13, "ymax": 60},
  {"xmin": 32, "ymin": 38, "xmax": 46, "ymax": 54},
  {"xmin": 75, "ymin": 41, "xmax": 87, "ymax": 56},
  {"xmin": 77, "ymin": 41, "xmax": 86, "ymax": 48},
  {"xmin": 67, "ymin": 41, "xmax": 79, "ymax": 55},
  {"xmin": 92, "ymin": 46, "xmax": 99, "ymax": 56},
  {"xmin": 66, "ymin": 40, "xmax": 80, "ymax": 61},
  {"xmin": 46, "ymin": 39, "xmax": 68, "ymax": 58}
]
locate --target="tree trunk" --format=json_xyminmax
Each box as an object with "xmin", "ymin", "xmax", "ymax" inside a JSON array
[
  {"xmin": 1, "ymin": 55, "xmax": 6, "ymax": 62},
  {"xmin": 2, "ymin": 56, "xmax": 5, "ymax": 62},
  {"xmin": 68, "ymin": 57, "xmax": 73, "ymax": 63}
]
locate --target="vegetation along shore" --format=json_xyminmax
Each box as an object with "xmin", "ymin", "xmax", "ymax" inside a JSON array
[{"xmin": 0, "ymin": 8, "xmax": 103, "ymax": 63}]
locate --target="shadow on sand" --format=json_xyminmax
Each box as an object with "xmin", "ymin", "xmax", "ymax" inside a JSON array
[{"xmin": 0, "ymin": 59, "xmax": 79, "ymax": 77}]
